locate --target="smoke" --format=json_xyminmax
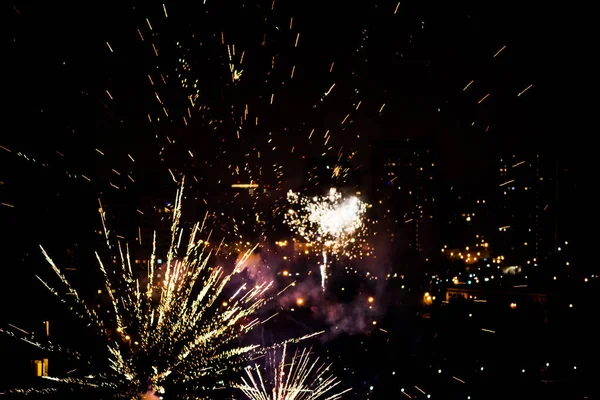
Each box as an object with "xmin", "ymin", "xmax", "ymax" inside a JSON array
[
  {"xmin": 234, "ymin": 245, "xmax": 279, "ymax": 283},
  {"xmin": 276, "ymin": 266, "xmax": 388, "ymax": 341},
  {"xmin": 139, "ymin": 390, "xmax": 160, "ymax": 400},
  {"xmin": 232, "ymin": 237, "xmax": 394, "ymax": 341}
]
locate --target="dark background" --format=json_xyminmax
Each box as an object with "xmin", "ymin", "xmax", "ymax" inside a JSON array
[{"xmin": 1, "ymin": 1, "xmax": 580, "ymax": 399}]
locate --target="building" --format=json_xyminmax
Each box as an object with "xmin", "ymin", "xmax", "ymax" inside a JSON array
[
  {"xmin": 489, "ymin": 153, "xmax": 561, "ymax": 269},
  {"xmin": 369, "ymin": 138, "xmax": 438, "ymax": 257},
  {"xmin": 439, "ymin": 187, "xmax": 493, "ymax": 265}
]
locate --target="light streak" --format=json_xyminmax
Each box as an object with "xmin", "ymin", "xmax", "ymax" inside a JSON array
[
  {"xmin": 237, "ymin": 344, "xmax": 350, "ymax": 400},
  {"xmin": 493, "ymin": 45, "xmax": 506, "ymax": 57},
  {"xmin": 285, "ymin": 189, "xmax": 368, "ymax": 291},
  {"xmin": 517, "ymin": 84, "xmax": 533, "ymax": 96},
  {"xmin": 1, "ymin": 182, "xmax": 309, "ymax": 398}
]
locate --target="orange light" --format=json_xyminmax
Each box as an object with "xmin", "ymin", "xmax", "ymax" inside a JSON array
[
  {"xmin": 296, "ymin": 298, "xmax": 304, "ymax": 306},
  {"xmin": 282, "ymin": 270, "xmax": 289, "ymax": 276},
  {"xmin": 510, "ymin": 303, "xmax": 517, "ymax": 309},
  {"xmin": 368, "ymin": 296, "xmax": 375, "ymax": 303}
]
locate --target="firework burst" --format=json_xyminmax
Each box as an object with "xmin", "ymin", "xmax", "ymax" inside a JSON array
[
  {"xmin": 285, "ymin": 189, "xmax": 368, "ymax": 291},
  {"xmin": 237, "ymin": 344, "xmax": 350, "ymax": 400},
  {"xmin": 1, "ymin": 181, "xmax": 282, "ymax": 399}
]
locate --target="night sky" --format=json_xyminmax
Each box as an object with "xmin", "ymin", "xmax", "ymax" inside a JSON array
[
  {"xmin": 0, "ymin": 1, "xmax": 579, "ymax": 399},
  {"xmin": 3, "ymin": 0, "xmax": 561, "ymax": 186}
]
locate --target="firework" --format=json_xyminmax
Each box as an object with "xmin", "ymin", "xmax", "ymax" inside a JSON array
[
  {"xmin": 285, "ymin": 188, "xmax": 368, "ymax": 290},
  {"xmin": 1, "ymin": 181, "xmax": 280, "ymax": 399},
  {"xmin": 237, "ymin": 344, "xmax": 350, "ymax": 400}
]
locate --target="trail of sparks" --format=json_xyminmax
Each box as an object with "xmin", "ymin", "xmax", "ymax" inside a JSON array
[
  {"xmin": 285, "ymin": 189, "xmax": 368, "ymax": 291},
  {"xmin": 238, "ymin": 344, "xmax": 350, "ymax": 400},
  {"xmin": 1, "ymin": 181, "xmax": 290, "ymax": 398}
]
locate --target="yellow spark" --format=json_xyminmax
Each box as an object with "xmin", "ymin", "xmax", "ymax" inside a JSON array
[
  {"xmin": 517, "ymin": 84, "xmax": 533, "ymax": 97},
  {"xmin": 237, "ymin": 344, "xmax": 350, "ymax": 400},
  {"xmin": 478, "ymin": 93, "xmax": 490, "ymax": 104},
  {"xmin": 493, "ymin": 45, "xmax": 506, "ymax": 57},
  {"xmin": 325, "ymin": 83, "xmax": 335, "ymax": 96},
  {"xmin": 4, "ymin": 181, "xmax": 327, "ymax": 397},
  {"xmin": 463, "ymin": 80, "xmax": 474, "ymax": 91},
  {"xmin": 106, "ymin": 42, "xmax": 113, "ymax": 52}
]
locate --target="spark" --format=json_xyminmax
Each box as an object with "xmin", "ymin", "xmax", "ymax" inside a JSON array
[
  {"xmin": 285, "ymin": 189, "xmax": 368, "ymax": 291},
  {"xmin": 463, "ymin": 80, "xmax": 474, "ymax": 91},
  {"xmin": 493, "ymin": 45, "xmax": 506, "ymax": 57},
  {"xmin": 237, "ymin": 344, "xmax": 350, "ymax": 400},
  {"xmin": 517, "ymin": 84, "xmax": 533, "ymax": 97},
  {"xmin": 324, "ymin": 83, "xmax": 335, "ymax": 96},
  {"xmin": 1, "ymin": 182, "xmax": 299, "ymax": 398},
  {"xmin": 478, "ymin": 93, "xmax": 490, "ymax": 104}
]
